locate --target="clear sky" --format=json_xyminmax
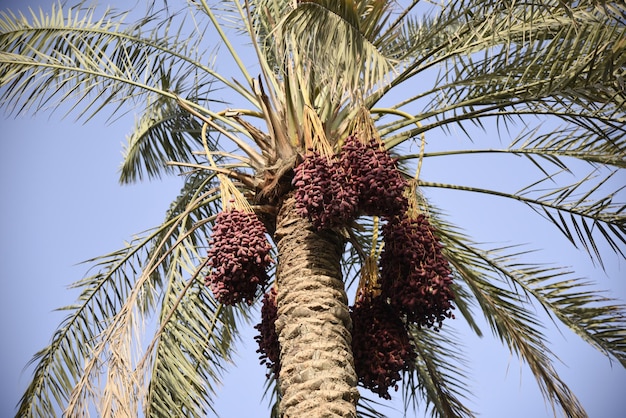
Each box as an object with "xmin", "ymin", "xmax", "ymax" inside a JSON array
[{"xmin": 1, "ymin": 1, "xmax": 625, "ymax": 417}]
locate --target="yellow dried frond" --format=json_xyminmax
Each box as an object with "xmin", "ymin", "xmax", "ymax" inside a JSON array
[
  {"xmin": 349, "ymin": 106, "xmax": 381, "ymax": 146},
  {"xmin": 302, "ymin": 105, "xmax": 333, "ymax": 157},
  {"xmin": 356, "ymin": 253, "xmax": 382, "ymax": 303},
  {"xmin": 405, "ymin": 179, "xmax": 426, "ymax": 220},
  {"xmin": 201, "ymin": 122, "xmax": 252, "ymax": 213},
  {"xmin": 219, "ymin": 175, "xmax": 253, "ymax": 213},
  {"xmin": 406, "ymin": 118, "xmax": 427, "ymax": 219}
]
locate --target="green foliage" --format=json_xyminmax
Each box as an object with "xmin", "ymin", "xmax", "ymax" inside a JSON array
[{"xmin": 1, "ymin": 0, "xmax": 624, "ymax": 417}]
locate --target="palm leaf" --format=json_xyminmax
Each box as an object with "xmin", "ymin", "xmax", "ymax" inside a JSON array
[
  {"xmin": 0, "ymin": 3, "xmax": 234, "ymax": 122},
  {"xmin": 440, "ymin": 236, "xmax": 588, "ymax": 417},
  {"xmin": 404, "ymin": 326, "xmax": 475, "ymax": 418},
  {"xmin": 17, "ymin": 234, "xmax": 159, "ymax": 417},
  {"xmin": 65, "ymin": 181, "xmax": 218, "ymax": 415},
  {"xmin": 508, "ymin": 124, "xmax": 626, "ymax": 169},
  {"xmin": 444, "ymin": 233, "xmax": 626, "ymax": 413},
  {"xmin": 119, "ymin": 95, "xmax": 206, "ymax": 184},
  {"xmin": 417, "ymin": 165, "xmax": 625, "ymax": 265},
  {"xmin": 15, "ymin": 170, "xmax": 247, "ymax": 417},
  {"xmin": 142, "ymin": 254, "xmax": 242, "ymax": 418},
  {"xmin": 528, "ymin": 275, "xmax": 626, "ymax": 366},
  {"xmin": 374, "ymin": 0, "xmax": 625, "ymax": 149},
  {"xmin": 399, "ymin": 122, "xmax": 625, "ymax": 170},
  {"xmin": 275, "ymin": 1, "xmax": 395, "ymax": 105},
  {"xmin": 461, "ymin": 247, "xmax": 626, "ymax": 367},
  {"xmin": 356, "ymin": 395, "xmax": 396, "ymax": 418}
]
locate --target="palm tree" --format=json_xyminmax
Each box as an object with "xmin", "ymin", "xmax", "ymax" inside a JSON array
[{"xmin": 1, "ymin": 0, "xmax": 624, "ymax": 417}]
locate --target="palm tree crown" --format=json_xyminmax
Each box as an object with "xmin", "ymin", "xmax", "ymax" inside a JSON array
[{"xmin": 1, "ymin": 0, "xmax": 625, "ymax": 417}]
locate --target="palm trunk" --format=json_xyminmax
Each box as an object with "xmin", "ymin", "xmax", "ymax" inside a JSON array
[{"xmin": 273, "ymin": 193, "xmax": 359, "ymax": 417}]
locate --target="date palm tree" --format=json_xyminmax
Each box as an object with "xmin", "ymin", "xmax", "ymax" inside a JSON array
[{"xmin": 1, "ymin": 0, "xmax": 625, "ymax": 417}]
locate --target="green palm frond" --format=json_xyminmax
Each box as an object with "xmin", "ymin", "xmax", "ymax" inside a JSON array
[
  {"xmin": 443, "ymin": 231, "xmax": 626, "ymax": 414},
  {"xmin": 459, "ymin": 244, "xmax": 626, "ymax": 366},
  {"xmin": 248, "ymin": 0, "xmax": 287, "ymax": 77},
  {"xmin": 193, "ymin": 0, "xmax": 255, "ymax": 90},
  {"xmin": 508, "ymin": 125, "xmax": 626, "ymax": 169},
  {"xmin": 16, "ymin": 170, "xmax": 246, "ymax": 417},
  {"xmin": 418, "ymin": 162, "xmax": 625, "ymax": 265},
  {"xmin": 17, "ymin": 222, "xmax": 176, "ymax": 417},
  {"xmin": 376, "ymin": 0, "xmax": 625, "ymax": 148},
  {"xmin": 441, "ymin": 237, "xmax": 587, "ymax": 417},
  {"xmin": 404, "ymin": 326, "xmax": 475, "ymax": 418},
  {"xmin": 120, "ymin": 95, "xmax": 206, "ymax": 183},
  {"xmin": 274, "ymin": 0, "xmax": 395, "ymax": 105},
  {"xmin": 356, "ymin": 396, "xmax": 395, "ymax": 418},
  {"xmin": 527, "ymin": 275, "xmax": 626, "ymax": 366},
  {"xmin": 143, "ymin": 254, "xmax": 241, "ymax": 418},
  {"xmin": 515, "ymin": 168, "xmax": 625, "ymax": 263},
  {"xmin": 434, "ymin": 9, "xmax": 625, "ymax": 104},
  {"xmin": 394, "ymin": 0, "xmax": 626, "ymax": 86},
  {"xmin": 400, "ymin": 122, "xmax": 625, "ymax": 170},
  {"xmin": 0, "ymin": 3, "xmax": 234, "ymax": 122}
]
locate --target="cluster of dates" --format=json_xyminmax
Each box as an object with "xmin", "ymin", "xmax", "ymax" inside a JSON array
[
  {"xmin": 292, "ymin": 150, "xmax": 359, "ymax": 229},
  {"xmin": 350, "ymin": 293, "xmax": 416, "ymax": 399},
  {"xmin": 340, "ymin": 135, "xmax": 409, "ymax": 217},
  {"xmin": 292, "ymin": 135, "xmax": 408, "ymax": 229},
  {"xmin": 254, "ymin": 287, "xmax": 280, "ymax": 379},
  {"xmin": 380, "ymin": 214, "xmax": 455, "ymax": 330},
  {"xmin": 257, "ymin": 134, "xmax": 456, "ymax": 398},
  {"xmin": 205, "ymin": 209, "xmax": 273, "ymax": 305},
  {"xmin": 351, "ymin": 214, "xmax": 455, "ymax": 399},
  {"xmin": 351, "ymin": 214, "xmax": 454, "ymax": 399}
]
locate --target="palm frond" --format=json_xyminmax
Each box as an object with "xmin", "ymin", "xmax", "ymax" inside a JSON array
[
  {"xmin": 399, "ymin": 120, "xmax": 625, "ymax": 170},
  {"xmin": 460, "ymin": 247, "xmax": 626, "ymax": 367},
  {"xmin": 17, "ymin": 233, "xmax": 160, "ymax": 417},
  {"xmin": 404, "ymin": 326, "xmax": 475, "ymax": 418},
  {"xmin": 120, "ymin": 95, "xmax": 207, "ymax": 183},
  {"xmin": 418, "ymin": 169, "xmax": 625, "ymax": 265},
  {"xmin": 434, "ymin": 10, "xmax": 625, "ymax": 106},
  {"xmin": 15, "ymin": 170, "xmax": 246, "ymax": 417},
  {"xmin": 444, "ymin": 233, "xmax": 626, "ymax": 411},
  {"xmin": 0, "ymin": 3, "xmax": 225, "ymax": 122},
  {"xmin": 193, "ymin": 0, "xmax": 255, "ymax": 89},
  {"xmin": 440, "ymin": 235, "xmax": 588, "ymax": 417},
  {"xmin": 142, "ymin": 254, "xmax": 243, "ymax": 418},
  {"xmin": 275, "ymin": 1, "xmax": 395, "ymax": 105},
  {"xmin": 374, "ymin": 0, "xmax": 625, "ymax": 150},
  {"xmin": 528, "ymin": 275, "xmax": 626, "ymax": 366},
  {"xmin": 356, "ymin": 395, "xmax": 396, "ymax": 418},
  {"xmin": 509, "ymin": 124, "xmax": 626, "ymax": 169},
  {"xmin": 516, "ymin": 168, "xmax": 625, "ymax": 263},
  {"xmin": 393, "ymin": 0, "xmax": 626, "ymax": 87}
]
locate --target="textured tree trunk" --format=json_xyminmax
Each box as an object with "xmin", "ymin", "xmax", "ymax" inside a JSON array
[{"xmin": 273, "ymin": 193, "xmax": 359, "ymax": 417}]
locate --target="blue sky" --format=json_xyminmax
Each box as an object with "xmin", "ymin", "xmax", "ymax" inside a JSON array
[{"xmin": 1, "ymin": 1, "xmax": 625, "ymax": 417}]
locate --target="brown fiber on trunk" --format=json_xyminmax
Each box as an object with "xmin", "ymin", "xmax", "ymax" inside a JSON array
[{"xmin": 273, "ymin": 192, "xmax": 359, "ymax": 418}]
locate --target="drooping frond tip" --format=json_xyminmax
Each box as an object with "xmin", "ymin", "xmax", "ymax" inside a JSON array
[{"xmin": 274, "ymin": 0, "xmax": 396, "ymax": 100}]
